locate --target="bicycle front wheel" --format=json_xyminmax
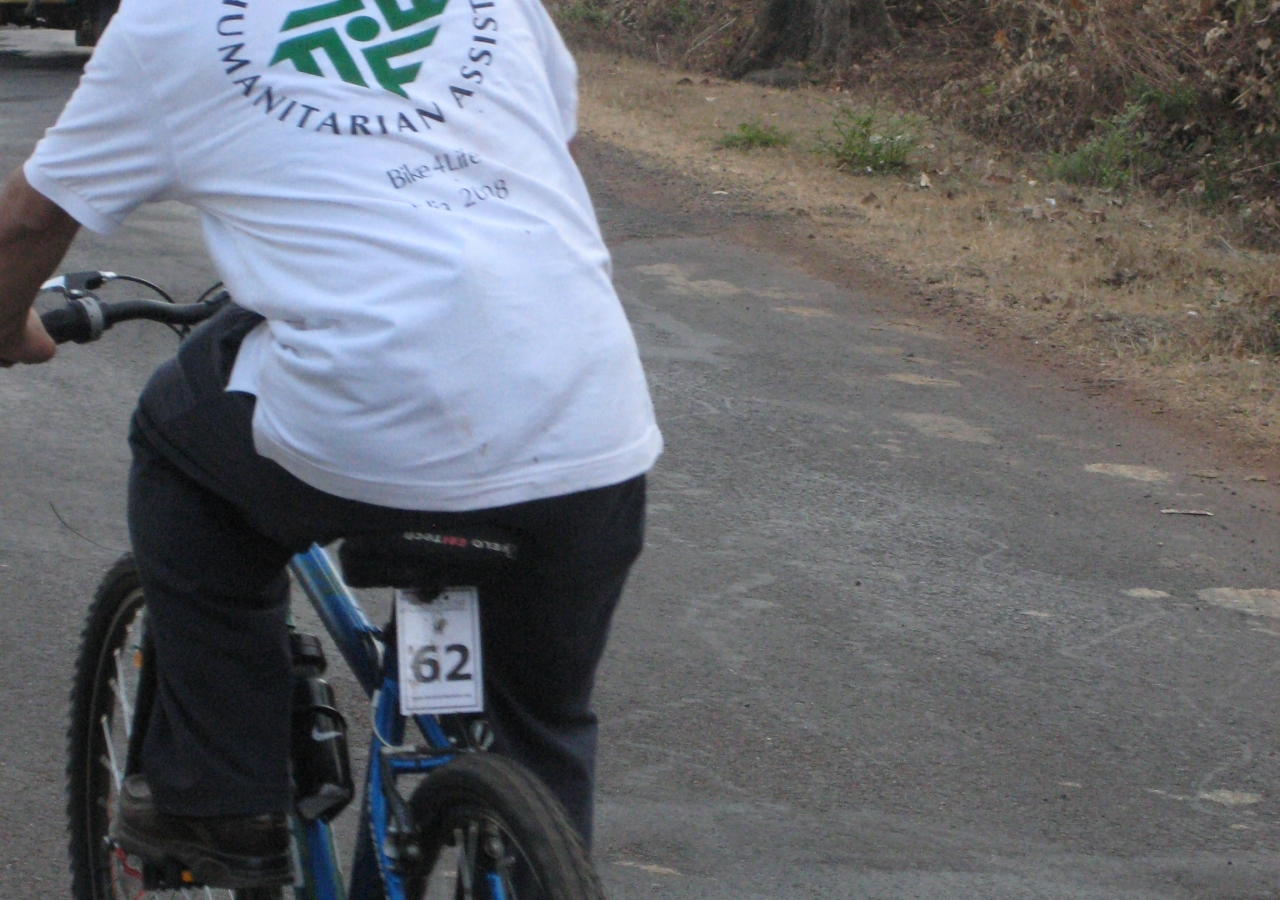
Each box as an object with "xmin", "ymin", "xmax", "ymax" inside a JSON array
[
  {"xmin": 66, "ymin": 553, "xmax": 284, "ymax": 900},
  {"xmin": 405, "ymin": 753, "xmax": 605, "ymax": 900}
]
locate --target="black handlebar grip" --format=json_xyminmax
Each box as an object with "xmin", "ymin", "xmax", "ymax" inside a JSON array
[{"xmin": 40, "ymin": 304, "xmax": 93, "ymax": 345}]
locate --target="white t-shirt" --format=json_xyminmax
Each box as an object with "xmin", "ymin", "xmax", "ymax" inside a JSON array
[{"xmin": 25, "ymin": 0, "xmax": 661, "ymax": 510}]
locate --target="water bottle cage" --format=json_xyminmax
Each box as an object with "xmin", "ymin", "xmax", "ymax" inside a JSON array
[
  {"xmin": 290, "ymin": 637, "xmax": 356, "ymax": 822},
  {"xmin": 306, "ymin": 704, "xmax": 345, "ymax": 726}
]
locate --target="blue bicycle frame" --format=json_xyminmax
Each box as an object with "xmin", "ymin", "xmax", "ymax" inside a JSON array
[{"xmin": 286, "ymin": 544, "xmax": 485, "ymax": 900}]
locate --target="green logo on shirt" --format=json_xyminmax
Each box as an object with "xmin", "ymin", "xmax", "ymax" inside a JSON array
[{"xmin": 270, "ymin": 0, "xmax": 449, "ymax": 97}]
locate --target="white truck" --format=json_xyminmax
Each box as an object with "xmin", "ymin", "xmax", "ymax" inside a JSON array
[{"xmin": 0, "ymin": 0, "xmax": 116, "ymax": 46}]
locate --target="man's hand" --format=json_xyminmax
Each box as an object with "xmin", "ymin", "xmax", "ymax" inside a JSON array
[
  {"xmin": 0, "ymin": 167, "xmax": 80, "ymax": 367},
  {"xmin": 0, "ymin": 308, "xmax": 56, "ymax": 367}
]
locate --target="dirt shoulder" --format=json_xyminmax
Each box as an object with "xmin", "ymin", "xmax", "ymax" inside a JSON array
[{"xmin": 574, "ymin": 49, "xmax": 1280, "ymax": 475}]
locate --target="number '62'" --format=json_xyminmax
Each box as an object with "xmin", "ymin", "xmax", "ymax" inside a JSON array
[{"xmin": 411, "ymin": 643, "xmax": 473, "ymax": 683}]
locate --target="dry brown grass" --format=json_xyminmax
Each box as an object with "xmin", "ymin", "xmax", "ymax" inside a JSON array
[
  {"xmin": 576, "ymin": 50, "xmax": 1280, "ymax": 460},
  {"xmin": 559, "ymin": 0, "xmax": 1280, "ymax": 218}
]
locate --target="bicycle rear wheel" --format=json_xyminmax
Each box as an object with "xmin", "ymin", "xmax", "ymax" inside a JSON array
[
  {"xmin": 66, "ymin": 553, "xmax": 284, "ymax": 900},
  {"xmin": 404, "ymin": 753, "xmax": 605, "ymax": 900}
]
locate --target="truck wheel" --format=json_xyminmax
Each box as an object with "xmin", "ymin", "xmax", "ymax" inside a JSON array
[{"xmin": 74, "ymin": 0, "xmax": 118, "ymax": 47}]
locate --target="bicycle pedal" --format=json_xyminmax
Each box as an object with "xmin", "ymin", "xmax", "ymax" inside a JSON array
[
  {"xmin": 116, "ymin": 840, "xmax": 289, "ymax": 891},
  {"xmin": 148, "ymin": 861, "xmax": 201, "ymax": 890},
  {"xmin": 137, "ymin": 854, "xmax": 199, "ymax": 891}
]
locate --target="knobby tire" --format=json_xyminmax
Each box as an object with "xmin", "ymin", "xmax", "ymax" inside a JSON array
[
  {"xmin": 405, "ymin": 753, "xmax": 605, "ymax": 900},
  {"xmin": 66, "ymin": 553, "xmax": 281, "ymax": 900}
]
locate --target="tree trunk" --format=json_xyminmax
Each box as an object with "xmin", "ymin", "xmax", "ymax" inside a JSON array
[{"xmin": 729, "ymin": 0, "xmax": 900, "ymax": 77}]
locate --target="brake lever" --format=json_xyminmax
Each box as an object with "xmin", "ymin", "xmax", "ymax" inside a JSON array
[{"xmin": 39, "ymin": 271, "xmax": 118, "ymax": 296}]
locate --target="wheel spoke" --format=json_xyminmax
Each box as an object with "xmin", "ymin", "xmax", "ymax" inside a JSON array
[
  {"xmin": 456, "ymin": 823, "xmax": 477, "ymax": 900},
  {"xmin": 113, "ymin": 650, "xmax": 134, "ymax": 740},
  {"xmin": 101, "ymin": 714, "xmax": 123, "ymax": 792}
]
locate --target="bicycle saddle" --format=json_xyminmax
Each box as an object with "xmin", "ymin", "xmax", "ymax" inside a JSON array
[{"xmin": 338, "ymin": 524, "xmax": 522, "ymax": 593}]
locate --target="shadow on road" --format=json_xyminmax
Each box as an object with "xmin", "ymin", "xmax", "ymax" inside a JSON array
[{"xmin": 0, "ymin": 48, "xmax": 88, "ymax": 70}]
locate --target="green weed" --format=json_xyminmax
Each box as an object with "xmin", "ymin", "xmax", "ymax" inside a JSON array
[
  {"xmin": 1135, "ymin": 84, "xmax": 1198, "ymax": 122},
  {"xmin": 817, "ymin": 109, "xmax": 917, "ymax": 173},
  {"xmin": 667, "ymin": 0, "xmax": 693, "ymax": 27},
  {"xmin": 716, "ymin": 121, "xmax": 793, "ymax": 150},
  {"xmin": 1212, "ymin": 297, "xmax": 1280, "ymax": 357},
  {"xmin": 1051, "ymin": 104, "xmax": 1154, "ymax": 190},
  {"xmin": 555, "ymin": 0, "xmax": 608, "ymax": 25}
]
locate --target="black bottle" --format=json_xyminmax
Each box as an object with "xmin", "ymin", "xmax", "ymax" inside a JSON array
[{"xmin": 290, "ymin": 631, "xmax": 354, "ymax": 822}]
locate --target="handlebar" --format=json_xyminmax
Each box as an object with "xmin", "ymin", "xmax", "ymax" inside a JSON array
[{"xmin": 37, "ymin": 271, "xmax": 230, "ymax": 345}]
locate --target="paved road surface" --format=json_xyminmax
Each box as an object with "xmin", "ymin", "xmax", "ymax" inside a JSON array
[{"xmin": 3, "ymin": 27, "xmax": 1280, "ymax": 900}]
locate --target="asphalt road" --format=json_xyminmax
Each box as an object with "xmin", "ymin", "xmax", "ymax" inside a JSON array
[{"xmin": 4, "ymin": 26, "xmax": 1280, "ymax": 900}]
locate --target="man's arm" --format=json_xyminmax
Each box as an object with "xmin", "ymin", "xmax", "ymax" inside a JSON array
[{"xmin": 0, "ymin": 168, "xmax": 80, "ymax": 366}]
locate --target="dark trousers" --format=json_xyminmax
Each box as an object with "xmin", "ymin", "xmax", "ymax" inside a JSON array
[{"xmin": 127, "ymin": 306, "xmax": 645, "ymax": 844}]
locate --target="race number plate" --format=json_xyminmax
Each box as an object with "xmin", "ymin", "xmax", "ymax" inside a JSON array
[{"xmin": 396, "ymin": 587, "xmax": 483, "ymax": 716}]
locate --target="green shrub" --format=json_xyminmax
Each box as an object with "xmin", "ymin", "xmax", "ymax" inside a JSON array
[
  {"xmin": 715, "ymin": 121, "xmax": 793, "ymax": 150},
  {"xmin": 1212, "ymin": 297, "xmax": 1280, "ymax": 357},
  {"xmin": 1136, "ymin": 84, "xmax": 1199, "ymax": 122},
  {"xmin": 1051, "ymin": 104, "xmax": 1155, "ymax": 190},
  {"xmin": 555, "ymin": 0, "xmax": 608, "ymax": 25},
  {"xmin": 817, "ymin": 109, "xmax": 917, "ymax": 174},
  {"xmin": 667, "ymin": 0, "xmax": 693, "ymax": 27}
]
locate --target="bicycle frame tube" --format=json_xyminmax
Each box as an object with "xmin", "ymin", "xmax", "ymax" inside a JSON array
[
  {"xmin": 363, "ymin": 647, "xmax": 460, "ymax": 898},
  {"xmin": 290, "ymin": 545, "xmax": 383, "ymax": 696},
  {"xmin": 293, "ymin": 819, "xmax": 348, "ymax": 900},
  {"xmin": 288, "ymin": 544, "xmax": 460, "ymax": 900}
]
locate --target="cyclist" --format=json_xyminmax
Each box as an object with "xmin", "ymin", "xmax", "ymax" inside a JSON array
[{"xmin": 0, "ymin": 0, "xmax": 662, "ymax": 887}]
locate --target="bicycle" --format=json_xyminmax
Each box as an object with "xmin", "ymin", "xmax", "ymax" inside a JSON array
[{"xmin": 40, "ymin": 272, "xmax": 607, "ymax": 900}]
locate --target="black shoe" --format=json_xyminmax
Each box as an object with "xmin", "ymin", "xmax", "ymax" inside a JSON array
[{"xmin": 110, "ymin": 775, "xmax": 292, "ymax": 889}]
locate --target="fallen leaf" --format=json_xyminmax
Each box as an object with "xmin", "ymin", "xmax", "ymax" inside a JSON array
[
  {"xmin": 1197, "ymin": 790, "xmax": 1262, "ymax": 807},
  {"xmin": 615, "ymin": 861, "xmax": 682, "ymax": 876},
  {"xmin": 1198, "ymin": 587, "xmax": 1280, "ymax": 618},
  {"xmin": 1085, "ymin": 463, "xmax": 1169, "ymax": 482},
  {"xmin": 884, "ymin": 373, "xmax": 960, "ymax": 387},
  {"xmin": 773, "ymin": 306, "xmax": 834, "ymax": 318}
]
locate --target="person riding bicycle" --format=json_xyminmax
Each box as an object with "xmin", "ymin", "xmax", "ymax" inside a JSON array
[{"xmin": 0, "ymin": 0, "xmax": 661, "ymax": 888}]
